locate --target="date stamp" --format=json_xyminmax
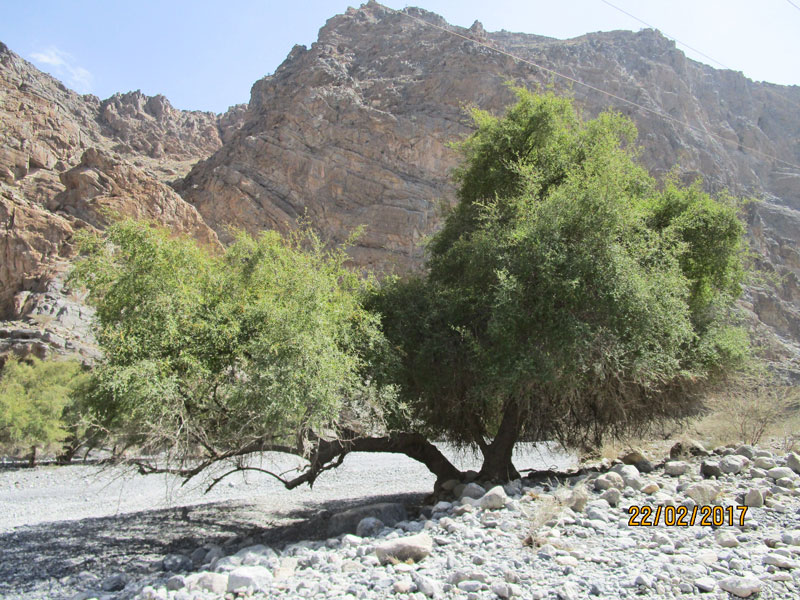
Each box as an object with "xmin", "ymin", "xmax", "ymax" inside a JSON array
[{"xmin": 627, "ymin": 505, "xmax": 748, "ymax": 527}]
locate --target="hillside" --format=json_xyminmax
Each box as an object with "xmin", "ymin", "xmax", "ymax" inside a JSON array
[{"xmin": 1, "ymin": 2, "xmax": 799, "ymax": 375}]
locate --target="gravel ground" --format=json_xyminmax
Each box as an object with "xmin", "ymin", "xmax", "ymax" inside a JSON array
[{"xmin": 0, "ymin": 443, "xmax": 574, "ymax": 600}]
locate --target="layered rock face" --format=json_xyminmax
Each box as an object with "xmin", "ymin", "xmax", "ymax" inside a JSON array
[{"xmin": 180, "ymin": 2, "xmax": 800, "ymax": 372}]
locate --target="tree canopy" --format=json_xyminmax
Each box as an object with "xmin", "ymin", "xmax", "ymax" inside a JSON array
[
  {"xmin": 71, "ymin": 221, "xmax": 409, "ymax": 483},
  {"xmin": 371, "ymin": 88, "xmax": 751, "ymax": 480}
]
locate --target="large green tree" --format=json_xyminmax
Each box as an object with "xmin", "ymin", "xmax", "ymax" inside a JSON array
[{"xmin": 371, "ymin": 89, "xmax": 750, "ymax": 481}]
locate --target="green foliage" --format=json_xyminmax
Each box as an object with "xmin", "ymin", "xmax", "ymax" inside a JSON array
[
  {"xmin": 373, "ymin": 88, "xmax": 751, "ymax": 450},
  {"xmin": 0, "ymin": 356, "xmax": 87, "ymax": 453},
  {"xmin": 70, "ymin": 220, "xmax": 394, "ymax": 460}
]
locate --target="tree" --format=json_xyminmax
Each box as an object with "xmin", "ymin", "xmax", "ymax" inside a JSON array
[
  {"xmin": 370, "ymin": 88, "xmax": 751, "ymax": 481},
  {"xmin": 70, "ymin": 221, "xmax": 460, "ymax": 487},
  {"xmin": 0, "ymin": 356, "xmax": 88, "ymax": 465}
]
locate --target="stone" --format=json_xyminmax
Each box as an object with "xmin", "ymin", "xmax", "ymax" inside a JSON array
[
  {"xmin": 565, "ymin": 486, "xmax": 588, "ymax": 512},
  {"xmin": 735, "ymin": 445, "xmax": 756, "ymax": 459},
  {"xmin": 718, "ymin": 575, "xmax": 762, "ymax": 597},
  {"xmin": 782, "ymin": 531, "xmax": 800, "ymax": 545},
  {"xmin": 641, "ymin": 482, "xmax": 659, "ymax": 494},
  {"xmin": 192, "ymin": 572, "xmax": 228, "ymax": 594},
  {"xmin": 753, "ymin": 456, "xmax": 776, "ymax": 470},
  {"xmin": 480, "ymin": 486, "xmax": 508, "ymax": 510},
  {"xmin": 686, "ymin": 482, "xmax": 720, "ymax": 505},
  {"xmin": 694, "ymin": 576, "xmax": 716, "ymax": 592},
  {"xmin": 763, "ymin": 553, "xmax": 798, "ymax": 569},
  {"xmin": 767, "ymin": 467, "xmax": 795, "ymax": 480},
  {"xmin": 700, "ymin": 460, "xmax": 723, "ymax": 478},
  {"xmin": 558, "ymin": 581, "xmax": 581, "ymax": 600},
  {"xmin": 620, "ymin": 450, "xmax": 646, "ymax": 465},
  {"xmin": 226, "ymin": 566, "xmax": 273, "ymax": 592},
  {"xmin": 375, "ymin": 533, "xmax": 433, "ymax": 565},
  {"xmin": 786, "ymin": 452, "xmax": 800, "ymax": 474},
  {"xmin": 166, "ymin": 575, "xmax": 186, "ymax": 591},
  {"xmin": 412, "ymin": 573, "xmax": 442, "ymax": 598},
  {"xmin": 715, "ymin": 530, "xmax": 739, "ymax": 548},
  {"xmin": 612, "ymin": 464, "xmax": 643, "ymax": 490},
  {"xmin": 670, "ymin": 440, "xmax": 708, "ymax": 460},
  {"xmin": 744, "ymin": 488, "xmax": 764, "ymax": 507},
  {"xmin": 720, "ymin": 455, "xmax": 748, "ymax": 474},
  {"xmin": 162, "ymin": 553, "xmax": 192, "ymax": 572},
  {"xmin": 460, "ymin": 482, "xmax": 487, "ymax": 500},
  {"xmin": 600, "ymin": 488, "xmax": 621, "ymax": 506},
  {"xmin": 328, "ymin": 502, "xmax": 407, "ymax": 536},
  {"xmin": 101, "ymin": 573, "xmax": 128, "ymax": 592},
  {"xmin": 594, "ymin": 472, "xmax": 624, "ymax": 491},
  {"xmin": 664, "ymin": 461, "xmax": 689, "ymax": 476},
  {"xmin": 356, "ymin": 516, "xmax": 384, "ymax": 537}
]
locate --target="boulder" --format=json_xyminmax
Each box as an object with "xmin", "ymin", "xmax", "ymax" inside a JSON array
[
  {"xmin": 327, "ymin": 502, "xmax": 407, "ymax": 536},
  {"xmin": 375, "ymin": 533, "xmax": 433, "ymax": 565}
]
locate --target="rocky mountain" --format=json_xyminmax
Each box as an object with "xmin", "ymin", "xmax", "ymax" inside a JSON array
[
  {"xmin": 1, "ymin": 2, "xmax": 799, "ymax": 374},
  {"xmin": 179, "ymin": 2, "xmax": 800, "ymax": 375},
  {"xmin": 0, "ymin": 41, "xmax": 236, "ymax": 362}
]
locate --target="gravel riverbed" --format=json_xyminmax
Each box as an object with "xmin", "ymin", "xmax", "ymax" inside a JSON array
[{"xmin": 0, "ymin": 443, "xmax": 571, "ymax": 600}]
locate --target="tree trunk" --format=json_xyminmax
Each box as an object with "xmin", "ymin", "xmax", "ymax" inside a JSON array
[
  {"xmin": 28, "ymin": 445, "xmax": 37, "ymax": 468},
  {"xmin": 285, "ymin": 431, "xmax": 463, "ymax": 490},
  {"xmin": 478, "ymin": 400, "xmax": 523, "ymax": 482}
]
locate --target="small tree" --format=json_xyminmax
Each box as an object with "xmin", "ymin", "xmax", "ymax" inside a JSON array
[
  {"xmin": 0, "ymin": 356, "xmax": 88, "ymax": 465},
  {"xmin": 371, "ymin": 89, "xmax": 751, "ymax": 481}
]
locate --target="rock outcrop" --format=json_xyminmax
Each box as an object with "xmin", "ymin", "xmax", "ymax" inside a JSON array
[{"xmin": 0, "ymin": 41, "xmax": 233, "ymax": 360}]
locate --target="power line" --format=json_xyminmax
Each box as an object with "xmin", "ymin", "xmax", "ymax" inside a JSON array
[
  {"xmin": 598, "ymin": 0, "xmax": 733, "ymax": 71},
  {"xmin": 598, "ymin": 0, "xmax": 800, "ymax": 114},
  {"xmin": 387, "ymin": 5, "xmax": 800, "ymax": 172}
]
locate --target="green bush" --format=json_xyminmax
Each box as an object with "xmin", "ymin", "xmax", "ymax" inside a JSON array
[{"xmin": 0, "ymin": 356, "xmax": 88, "ymax": 462}]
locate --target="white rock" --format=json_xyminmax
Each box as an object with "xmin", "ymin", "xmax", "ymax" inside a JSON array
[
  {"xmin": 375, "ymin": 533, "xmax": 433, "ymax": 565},
  {"xmin": 480, "ymin": 486, "xmax": 508, "ymax": 510},
  {"xmin": 226, "ymin": 566, "xmax": 272, "ymax": 593},
  {"xmin": 763, "ymin": 553, "xmax": 798, "ymax": 569},
  {"xmin": 594, "ymin": 472, "xmax": 624, "ymax": 491},
  {"xmin": 686, "ymin": 482, "xmax": 719, "ymax": 505},
  {"xmin": 665, "ymin": 461, "xmax": 689, "ymax": 476},
  {"xmin": 744, "ymin": 488, "xmax": 764, "ymax": 507},
  {"xmin": 715, "ymin": 530, "xmax": 739, "ymax": 548},
  {"xmin": 491, "ymin": 581, "xmax": 511, "ymax": 598},
  {"xmin": 718, "ymin": 574, "xmax": 762, "ymax": 597},
  {"xmin": 720, "ymin": 455, "xmax": 748, "ymax": 474},
  {"xmin": 781, "ymin": 531, "xmax": 800, "ymax": 545},
  {"xmin": 767, "ymin": 466, "xmax": 795, "ymax": 480},
  {"xmin": 753, "ymin": 457, "xmax": 776, "ymax": 470},
  {"xmin": 786, "ymin": 452, "xmax": 800, "ymax": 474},
  {"xmin": 412, "ymin": 573, "xmax": 442, "ymax": 598},
  {"xmin": 694, "ymin": 576, "xmax": 716, "ymax": 592},
  {"xmin": 189, "ymin": 572, "xmax": 228, "ymax": 594},
  {"xmin": 558, "ymin": 581, "xmax": 581, "ymax": 600}
]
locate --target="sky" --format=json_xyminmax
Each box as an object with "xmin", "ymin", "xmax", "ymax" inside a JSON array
[{"xmin": 2, "ymin": 1, "xmax": 799, "ymax": 114}]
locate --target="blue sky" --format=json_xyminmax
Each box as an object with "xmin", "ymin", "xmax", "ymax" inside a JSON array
[{"xmin": 3, "ymin": 1, "xmax": 799, "ymax": 114}]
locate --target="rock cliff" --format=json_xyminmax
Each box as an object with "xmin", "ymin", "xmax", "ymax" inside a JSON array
[
  {"xmin": 0, "ymin": 41, "xmax": 232, "ymax": 361},
  {"xmin": 1, "ymin": 3, "xmax": 799, "ymax": 373},
  {"xmin": 179, "ymin": 2, "xmax": 800, "ymax": 374}
]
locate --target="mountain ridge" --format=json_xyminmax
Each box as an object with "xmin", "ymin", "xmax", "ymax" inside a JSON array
[{"xmin": 1, "ymin": 2, "xmax": 799, "ymax": 376}]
